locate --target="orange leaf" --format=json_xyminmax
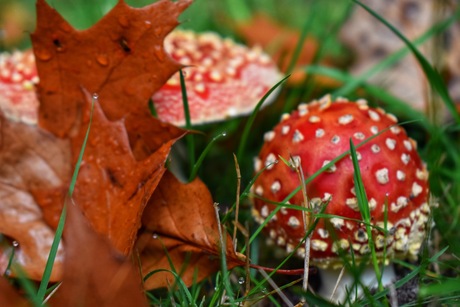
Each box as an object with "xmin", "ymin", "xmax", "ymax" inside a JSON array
[
  {"xmin": 137, "ymin": 171, "xmax": 245, "ymax": 290},
  {"xmin": 0, "ymin": 115, "xmax": 68, "ymax": 280},
  {"xmin": 31, "ymin": 0, "xmax": 189, "ymax": 157},
  {"xmin": 36, "ymin": 91, "xmax": 184, "ymax": 255},
  {"xmin": 48, "ymin": 203, "xmax": 148, "ymax": 307},
  {"xmin": 0, "ymin": 276, "xmax": 30, "ymax": 307}
]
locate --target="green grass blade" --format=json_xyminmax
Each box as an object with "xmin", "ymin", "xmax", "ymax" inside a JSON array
[
  {"xmin": 15, "ymin": 265, "xmax": 41, "ymax": 307},
  {"xmin": 349, "ymin": 139, "xmax": 383, "ymax": 292},
  {"xmin": 37, "ymin": 94, "xmax": 95, "ymax": 301},
  {"xmin": 353, "ymin": 0, "xmax": 460, "ymax": 124},
  {"xmin": 236, "ymin": 75, "xmax": 289, "ymax": 161},
  {"xmin": 179, "ymin": 69, "xmax": 196, "ymax": 176},
  {"xmin": 189, "ymin": 132, "xmax": 227, "ymax": 182}
]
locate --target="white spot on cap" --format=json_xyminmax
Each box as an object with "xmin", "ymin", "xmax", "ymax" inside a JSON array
[
  {"xmin": 356, "ymin": 98, "xmax": 368, "ymax": 106},
  {"xmin": 386, "ymin": 113, "xmax": 398, "ymax": 122},
  {"xmin": 315, "ymin": 128, "xmax": 325, "ymax": 138},
  {"xmin": 281, "ymin": 113, "xmax": 290, "ymax": 121},
  {"xmin": 397, "ymin": 196, "xmax": 408, "ymax": 208},
  {"xmin": 370, "ymin": 126, "xmax": 379, "ymax": 135},
  {"xmin": 412, "ymin": 182, "xmax": 423, "ymax": 197},
  {"xmin": 323, "ymin": 193, "xmax": 332, "ymax": 202},
  {"xmin": 269, "ymin": 229, "xmax": 277, "ymax": 239},
  {"xmin": 290, "ymin": 156, "xmax": 301, "ymax": 168},
  {"xmin": 401, "ymin": 153, "xmax": 411, "ymax": 165},
  {"xmin": 390, "ymin": 126, "xmax": 401, "ymax": 134},
  {"xmin": 385, "ymin": 138, "xmax": 396, "ymax": 150},
  {"xmin": 368, "ymin": 110, "xmax": 380, "ymax": 121},
  {"xmin": 277, "ymin": 236, "xmax": 286, "ymax": 246},
  {"xmin": 353, "ymin": 132, "xmax": 365, "ymax": 140},
  {"xmin": 253, "ymin": 157, "xmax": 262, "ymax": 172},
  {"xmin": 286, "ymin": 244, "xmax": 295, "ymax": 253},
  {"xmin": 194, "ymin": 83, "xmax": 205, "ymax": 93},
  {"xmin": 332, "ymin": 239, "xmax": 350, "ymax": 253},
  {"xmin": 346, "ymin": 198, "xmax": 359, "ymax": 211},
  {"xmin": 371, "ymin": 144, "xmax": 381, "ymax": 153},
  {"xmin": 336, "ymin": 96, "xmax": 349, "ymax": 102},
  {"xmin": 264, "ymin": 131, "xmax": 275, "ymax": 142},
  {"xmin": 281, "ymin": 125, "xmax": 290, "ymax": 135},
  {"xmin": 310, "ymin": 197, "xmax": 322, "ymax": 209},
  {"xmin": 376, "ymin": 168, "xmax": 389, "ymax": 184},
  {"xmin": 298, "ymin": 104, "xmax": 309, "ymax": 116},
  {"xmin": 287, "ymin": 216, "xmax": 301, "ymax": 228},
  {"xmin": 397, "ymin": 170, "xmax": 406, "ymax": 181},
  {"xmin": 331, "ymin": 135, "xmax": 340, "ymax": 144},
  {"xmin": 368, "ymin": 198, "xmax": 377, "ymax": 211},
  {"xmin": 338, "ymin": 114, "xmax": 354, "ymax": 125},
  {"xmin": 311, "ymin": 240, "xmax": 328, "ymax": 251},
  {"xmin": 227, "ymin": 107, "xmax": 238, "ymax": 117},
  {"xmin": 403, "ymin": 140, "xmax": 413, "ymax": 151},
  {"xmin": 292, "ymin": 130, "xmax": 304, "ymax": 143},
  {"xmin": 318, "ymin": 228, "xmax": 329, "ymax": 239},
  {"xmin": 261, "ymin": 205, "xmax": 269, "ymax": 217},
  {"xmin": 271, "ymin": 181, "xmax": 281, "ymax": 193},
  {"xmin": 309, "ymin": 115, "xmax": 320, "ymax": 123},
  {"xmin": 322, "ymin": 160, "xmax": 337, "ymax": 172},
  {"xmin": 265, "ymin": 153, "xmax": 277, "ymax": 170},
  {"xmin": 330, "ymin": 217, "xmax": 344, "ymax": 229},
  {"xmin": 354, "ymin": 229, "xmax": 368, "ymax": 242},
  {"xmin": 416, "ymin": 168, "xmax": 428, "ymax": 180},
  {"xmin": 255, "ymin": 186, "xmax": 263, "ymax": 196}
]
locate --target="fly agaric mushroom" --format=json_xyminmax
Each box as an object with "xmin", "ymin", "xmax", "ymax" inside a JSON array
[
  {"xmin": 152, "ymin": 30, "xmax": 282, "ymax": 126},
  {"xmin": 0, "ymin": 50, "xmax": 39, "ymax": 124},
  {"xmin": 252, "ymin": 95, "xmax": 430, "ymax": 302}
]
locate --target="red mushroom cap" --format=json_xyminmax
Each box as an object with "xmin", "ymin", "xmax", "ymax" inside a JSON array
[
  {"xmin": 152, "ymin": 30, "xmax": 282, "ymax": 126},
  {"xmin": 0, "ymin": 50, "xmax": 39, "ymax": 124},
  {"xmin": 252, "ymin": 96, "xmax": 430, "ymax": 268}
]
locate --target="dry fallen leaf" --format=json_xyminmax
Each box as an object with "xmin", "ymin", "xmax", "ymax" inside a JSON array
[
  {"xmin": 48, "ymin": 202, "xmax": 148, "ymax": 307},
  {"xmin": 137, "ymin": 171, "xmax": 245, "ymax": 290},
  {"xmin": 0, "ymin": 115, "xmax": 68, "ymax": 280},
  {"xmin": 31, "ymin": 0, "xmax": 189, "ymax": 157},
  {"xmin": 1, "ymin": 0, "xmax": 190, "ymax": 280},
  {"xmin": 35, "ymin": 91, "xmax": 183, "ymax": 255},
  {"xmin": 0, "ymin": 276, "xmax": 30, "ymax": 307}
]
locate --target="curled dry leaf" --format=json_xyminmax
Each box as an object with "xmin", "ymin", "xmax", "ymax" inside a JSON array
[
  {"xmin": 137, "ymin": 171, "xmax": 245, "ymax": 290},
  {"xmin": 31, "ymin": 0, "xmax": 190, "ymax": 157},
  {"xmin": 48, "ymin": 203, "xmax": 148, "ymax": 307},
  {"xmin": 36, "ymin": 91, "xmax": 184, "ymax": 255},
  {"xmin": 0, "ymin": 115, "xmax": 69, "ymax": 281}
]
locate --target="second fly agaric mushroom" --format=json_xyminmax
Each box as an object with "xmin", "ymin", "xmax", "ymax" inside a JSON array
[
  {"xmin": 0, "ymin": 50, "xmax": 39, "ymax": 124},
  {"xmin": 252, "ymin": 95, "xmax": 430, "ymax": 302},
  {"xmin": 152, "ymin": 30, "xmax": 283, "ymax": 126}
]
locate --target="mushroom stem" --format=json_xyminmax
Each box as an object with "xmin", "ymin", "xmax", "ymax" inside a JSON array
[{"xmin": 318, "ymin": 264, "xmax": 396, "ymax": 303}]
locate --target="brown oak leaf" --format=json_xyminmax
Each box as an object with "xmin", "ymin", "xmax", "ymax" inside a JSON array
[
  {"xmin": 35, "ymin": 90, "xmax": 183, "ymax": 255},
  {"xmin": 137, "ymin": 171, "xmax": 245, "ymax": 290},
  {"xmin": 0, "ymin": 276, "xmax": 30, "ymax": 307},
  {"xmin": 31, "ymin": 0, "xmax": 190, "ymax": 157},
  {"xmin": 0, "ymin": 115, "xmax": 68, "ymax": 280},
  {"xmin": 48, "ymin": 202, "xmax": 148, "ymax": 307}
]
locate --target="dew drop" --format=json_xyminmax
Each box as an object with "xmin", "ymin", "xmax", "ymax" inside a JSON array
[
  {"xmin": 144, "ymin": 20, "xmax": 152, "ymax": 29},
  {"xmin": 96, "ymin": 54, "xmax": 109, "ymax": 66},
  {"xmin": 12, "ymin": 241, "xmax": 19, "ymax": 247},
  {"xmin": 35, "ymin": 49, "xmax": 52, "ymax": 61},
  {"xmin": 238, "ymin": 277, "xmax": 245, "ymax": 285},
  {"xmin": 92, "ymin": 93, "xmax": 99, "ymax": 100},
  {"xmin": 4, "ymin": 269, "xmax": 11, "ymax": 276},
  {"xmin": 152, "ymin": 233, "xmax": 158, "ymax": 239},
  {"xmin": 222, "ymin": 132, "xmax": 227, "ymax": 137}
]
